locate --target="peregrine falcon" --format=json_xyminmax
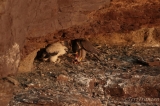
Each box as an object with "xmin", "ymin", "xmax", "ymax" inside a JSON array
[
  {"xmin": 36, "ymin": 41, "xmax": 68, "ymax": 63},
  {"xmin": 71, "ymin": 39, "xmax": 100, "ymax": 62}
]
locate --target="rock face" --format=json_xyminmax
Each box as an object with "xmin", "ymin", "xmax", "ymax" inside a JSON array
[
  {"xmin": 0, "ymin": 0, "xmax": 160, "ymax": 105},
  {"xmin": 0, "ymin": 0, "xmax": 160, "ymax": 77},
  {"xmin": 0, "ymin": 0, "xmax": 110, "ymax": 77}
]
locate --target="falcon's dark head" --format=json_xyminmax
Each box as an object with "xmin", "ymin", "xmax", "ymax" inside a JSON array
[{"xmin": 78, "ymin": 39, "xmax": 99, "ymax": 54}]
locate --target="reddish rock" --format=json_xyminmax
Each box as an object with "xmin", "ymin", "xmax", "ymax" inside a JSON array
[
  {"xmin": 123, "ymin": 86, "xmax": 145, "ymax": 97},
  {"xmin": 149, "ymin": 61, "xmax": 160, "ymax": 66},
  {"xmin": 105, "ymin": 87, "xmax": 124, "ymax": 97},
  {"xmin": 1, "ymin": 0, "xmax": 160, "ymax": 78},
  {"xmin": 74, "ymin": 95, "xmax": 102, "ymax": 106},
  {"xmin": 0, "ymin": 80, "xmax": 14, "ymax": 106},
  {"xmin": 0, "ymin": 0, "xmax": 110, "ymax": 78},
  {"xmin": 145, "ymin": 87, "xmax": 159, "ymax": 98},
  {"xmin": 123, "ymin": 75, "xmax": 160, "ymax": 98},
  {"xmin": 56, "ymin": 74, "xmax": 70, "ymax": 82}
]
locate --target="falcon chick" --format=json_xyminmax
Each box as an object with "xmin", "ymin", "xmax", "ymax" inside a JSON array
[{"xmin": 43, "ymin": 41, "xmax": 68, "ymax": 63}]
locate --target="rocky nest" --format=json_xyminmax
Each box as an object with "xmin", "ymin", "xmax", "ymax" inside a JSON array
[{"xmin": 3, "ymin": 44, "xmax": 160, "ymax": 106}]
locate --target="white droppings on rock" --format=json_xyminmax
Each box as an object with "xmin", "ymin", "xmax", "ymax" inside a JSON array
[
  {"xmin": 104, "ymin": 79, "xmax": 114, "ymax": 87},
  {"xmin": 132, "ymin": 75, "xmax": 142, "ymax": 78},
  {"xmin": 75, "ymin": 74, "xmax": 92, "ymax": 87}
]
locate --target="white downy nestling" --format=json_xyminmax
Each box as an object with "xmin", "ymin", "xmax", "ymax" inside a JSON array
[{"xmin": 44, "ymin": 41, "xmax": 68, "ymax": 63}]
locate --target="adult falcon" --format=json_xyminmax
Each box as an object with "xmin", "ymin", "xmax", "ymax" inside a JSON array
[{"xmin": 71, "ymin": 39, "xmax": 100, "ymax": 62}]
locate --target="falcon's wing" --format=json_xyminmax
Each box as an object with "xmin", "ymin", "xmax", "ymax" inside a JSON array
[{"xmin": 79, "ymin": 39, "xmax": 99, "ymax": 54}]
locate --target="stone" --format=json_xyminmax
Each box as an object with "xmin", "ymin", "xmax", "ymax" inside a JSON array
[
  {"xmin": 0, "ymin": 0, "xmax": 160, "ymax": 79},
  {"xmin": 0, "ymin": 0, "xmax": 110, "ymax": 77},
  {"xmin": 18, "ymin": 49, "xmax": 39, "ymax": 73}
]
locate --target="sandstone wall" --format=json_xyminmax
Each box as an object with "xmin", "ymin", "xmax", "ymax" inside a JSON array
[
  {"xmin": 53, "ymin": 0, "xmax": 160, "ymax": 46},
  {"xmin": 0, "ymin": 0, "xmax": 110, "ymax": 77},
  {"xmin": 0, "ymin": 0, "xmax": 160, "ymax": 78}
]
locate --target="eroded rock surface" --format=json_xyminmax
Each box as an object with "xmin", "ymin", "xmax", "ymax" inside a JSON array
[
  {"xmin": 21, "ymin": 0, "xmax": 160, "ymax": 74},
  {"xmin": 0, "ymin": 0, "xmax": 160, "ymax": 105},
  {"xmin": 8, "ymin": 45, "xmax": 160, "ymax": 106},
  {"xmin": 0, "ymin": 0, "xmax": 110, "ymax": 77},
  {"xmin": 1, "ymin": 0, "xmax": 160, "ymax": 77}
]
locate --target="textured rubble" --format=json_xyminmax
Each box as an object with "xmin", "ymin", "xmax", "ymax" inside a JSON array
[{"xmin": 4, "ymin": 45, "xmax": 159, "ymax": 106}]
